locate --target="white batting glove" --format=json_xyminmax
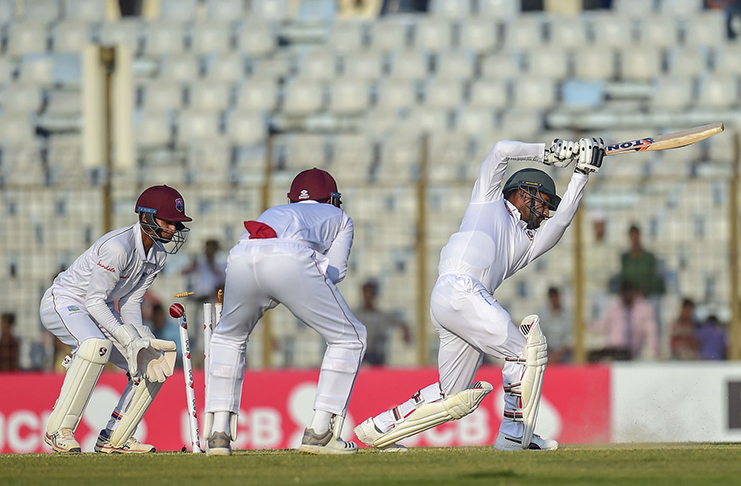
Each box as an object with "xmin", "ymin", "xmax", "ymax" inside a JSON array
[
  {"xmin": 544, "ymin": 139, "xmax": 579, "ymax": 168},
  {"xmin": 575, "ymin": 137, "xmax": 606, "ymax": 175},
  {"xmin": 112, "ymin": 323, "xmax": 150, "ymax": 381}
]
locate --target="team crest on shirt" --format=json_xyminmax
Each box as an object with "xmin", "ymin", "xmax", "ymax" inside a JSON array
[
  {"xmin": 175, "ymin": 198, "xmax": 184, "ymax": 212},
  {"xmin": 525, "ymin": 229, "xmax": 535, "ymax": 240},
  {"xmin": 67, "ymin": 306, "xmax": 80, "ymax": 313}
]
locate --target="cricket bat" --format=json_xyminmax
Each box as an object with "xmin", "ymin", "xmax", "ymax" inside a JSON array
[{"xmin": 605, "ymin": 122, "xmax": 724, "ymax": 156}]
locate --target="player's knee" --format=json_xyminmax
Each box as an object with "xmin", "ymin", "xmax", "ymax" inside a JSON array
[{"xmin": 77, "ymin": 337, "xmax": 112, "ymax": 364}]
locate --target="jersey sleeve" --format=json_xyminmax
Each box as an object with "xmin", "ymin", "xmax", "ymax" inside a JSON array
[
  {"xmin": 527, "ymin": 170, "xmax": 589, "ymax": 262},
  {"xmin": 85, "ymin": 241, "xmax": 128, "ymax": 333},
  {"xmin": 470, "ymin": 140, "xmax": 546, "ymax": 203},
  {"xmin": 118, "ymin": 269, "xmax": 159, "ymax": 327},
  {"xmin": 324, "ymin": 213, "xmax": 354, "ymax": 284}
]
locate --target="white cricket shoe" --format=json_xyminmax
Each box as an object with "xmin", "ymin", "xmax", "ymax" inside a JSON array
[
  {"xmin": 298, "ymin": 428, "xmax": 358, "ymax": 455},
  {"xmin": 494, "ymin": 431, "xmax": 558, "ymax": 451},
  {"xmin": 353, "ymin": 418, "xmax": 408, "ymax": 452},
  {"xmin": 206, "ymin": 432, "xmax": 232, "ymax": 456},
  {"xmin": 95, "ymin": 429, "xmax": 156, "ymax": 453},
  {"xmin": 44, "ymin": 428, "xmax": 81, "ymax": 453}
]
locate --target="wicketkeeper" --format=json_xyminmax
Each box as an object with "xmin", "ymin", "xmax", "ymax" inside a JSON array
[
  {"xmin": 204, "ymin": 168, "xmax": 366, "ymax": 456},
  {"xmin": 40, "ymin": 185, "xmax": 190, "ymax": 453},
  {"xmin": 355, "ymin": 137, "xmax": 605, "ymax": 451}
]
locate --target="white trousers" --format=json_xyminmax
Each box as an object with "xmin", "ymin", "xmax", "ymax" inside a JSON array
[{"xmin": 206, "ymin": 240, "xmax": 367, "ymax": 417}]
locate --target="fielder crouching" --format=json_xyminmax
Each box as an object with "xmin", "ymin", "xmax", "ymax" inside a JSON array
[
  {"xmin": 204, "ymin": 168, "xmax": 366, "ymax": 456},
  {"xmin": 40, "ymin": 185, "xmax": 190, "ymax": 453},
  {"xmin": 355, "ymin": 137, "xmax": 605, "ymax": 451}
]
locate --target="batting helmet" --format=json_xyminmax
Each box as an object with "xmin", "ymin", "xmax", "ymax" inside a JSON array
[
  {"xmin": 135, "ymin": 185, "xmax": 191, "ymax": 254},
  {"xmin": 502, "ymin": 168, "xmax": 561, "ymax": 210},
  {"xmin": 287, "ymin": 168, "xmax": 342, "ymax": 207}
]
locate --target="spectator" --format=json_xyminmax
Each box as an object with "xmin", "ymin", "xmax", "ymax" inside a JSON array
[
  {"xmin": 352, "ymin": 280, "xmax": 410, "ymax": 366},
  {"xmin": 0, "ymin": 313, "xmax": 19, "ymax": 371},
  {"xmin": 589, "ymin": 281, "xmax": 660, "ymax": 361},
  {"xmin": 585, "ymin": 209, "xmax": 617, "ymax": 321},
  {"xmin": 184, "ymin": 239, "xmax": 226, "ymax": 305},
  {"xmin": 696, "ymin": 314, "xmax": 727, "ymax": 360},
  {"xmin": 539, "ymin": 287, "xmax": 572, "ymax": 363},
  {"xmin": 669, "ymin": 298, "xmax": 700, "ymax": 360},
  {"xmin": 149, "ymin": 304, "xmax": 182, "ymax": 367}
]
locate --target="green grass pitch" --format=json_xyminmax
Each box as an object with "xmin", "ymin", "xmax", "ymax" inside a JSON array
[{"xmin": 2, "ymin": 443, "xmax": 741, "ymax": 486}]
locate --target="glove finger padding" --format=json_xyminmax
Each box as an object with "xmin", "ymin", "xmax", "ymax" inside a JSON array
[
  {"xmin": 137, "ymin": 339, "xmax": 177, "ymax": 383},
  {"xmin": 576, "ymin": 137, "xmax": 606, "ymax": 174},
  {"xmin": 545, "ymin": 139, "xmax": 579, "ymax": 168},
  {"xmin": 112, "ymin": 324, "xmax": 150, "ymax": 380}
]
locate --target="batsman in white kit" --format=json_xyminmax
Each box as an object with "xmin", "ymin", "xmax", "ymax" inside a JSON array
[
  {"xmin": 354, "ymin": 137, "xmax": 606, "ymax": 451},
  {"xmin": 204, "ymin": 168, "xmax": 366, "ymax": 456},
  {"xmin": 40, "ymin": 185, "xmax": 191, "ymax": 453}
]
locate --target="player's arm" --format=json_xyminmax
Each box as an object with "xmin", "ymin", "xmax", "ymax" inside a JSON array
[
  {"xmin": 118, "ymin": 269, "xmax": 159, "ymax": 327},
  {"xmin": 324, "ymin": 213, "xmax": 354, "ymax": 284},
  {"xmin": 471, "ymin": 140, "xmax": 546, "ymax": 203},
  {"xmin": 85, "ymin": 242, "xmax": 128, "ymax": 333}
]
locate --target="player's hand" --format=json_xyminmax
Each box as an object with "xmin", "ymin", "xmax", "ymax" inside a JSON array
[
  {"xmin": 112, "ymin": 323, "xmax": 150, "ymax": 381},
  {"xmin": 137, "ymin": 339, "xmax": 177, "ymax": 383},
  {"xmin": 544, "ymin": 139, "xmax": 579, "ymax": 168},
  {"xmin": 575, "ymin": 137, "xmax": 606, "ymax": 175}
]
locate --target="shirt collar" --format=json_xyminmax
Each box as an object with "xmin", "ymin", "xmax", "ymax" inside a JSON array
[
  {"xmin": 134, "ymin": 221, "xmax": 157, "ymax": 262},
  {"xmin": 504, "ymin": 199, "xmax": 527, "ymax": 229}
]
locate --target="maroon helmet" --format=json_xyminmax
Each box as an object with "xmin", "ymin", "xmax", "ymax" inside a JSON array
[
  {"xmin": 135, "ymin": 185, "xmax": 191, "ymax": 254},
  {"xmin": 287, "ymin": 168, "xmax": 342, "ymax": 207}
]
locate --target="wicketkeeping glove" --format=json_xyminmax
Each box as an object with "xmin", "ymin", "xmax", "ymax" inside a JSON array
[
  {"xmin": 544, "ymin": 139, "xmax": 579, "ymax": 168},
  {"xmin": 575, "ymin": 137, "xmax": 606, "ymax": 175},
  {"xmin": 137, "ymin": 339, "xmax": 177, "ymax": 383},
  {"xmin": 112, "ymin": 323, "xmax": 150, "ymax": 381}
]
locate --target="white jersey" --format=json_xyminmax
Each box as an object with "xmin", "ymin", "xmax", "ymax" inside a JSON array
[
  {"xmin": 234, "ymin": 200, "xmax": 354, "ymax": 284},
  {"xmin": 438, "ymin": 140, "xmax": 589, "ymax": 294},
  {"xmin": 47, "ymin": 222, "xmax": 165, "ymax": 334}
]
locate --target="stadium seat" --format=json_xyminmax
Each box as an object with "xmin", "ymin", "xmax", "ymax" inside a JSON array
[
  {"xmin": 251, "ymin": 0, "xmax": 291, "ymax": 22},
  {"xmin": 17, "ymin": 56, "xmax": 53, "ymax": 84},
  {"xmin": 369, "ymin": 19, "xmax": 410, "ymax": 51},
  {"xmin": 43, "ymin": 89, "xmax": 80, "ymax": 115},
  {"xmin": 53, "ymin": 22, "xmax": 92, "ymax": 53},
  {"xmin": 0, "ymin": 0, "xmax": 13, "ymax": 23},
  {"xmin": 707, "ymin": 130, "xmax": 734, "ymax": 161},
  {"xmin": 97, "ymin": 20, "xmax": 142, "ymax": 51},
  {"xmin": 237, "ymin": 23, "xmax": 278, "ymax": 57},
  {"xmin": 0, "ymin": 85, "xmax": 44, "ymax": 112},
  {"xmin": 648, "ymin": 77, "xmax": 695, "ymax": 110},
  {"xmin": 19, "ymin": 0, "xmax": 60, "ymax": 22},
  {"xmin": 226, "ymin": 111, "xmax": 267, "ymax": 145},
  {"xmin": 297, "ymin": 0, "xmax": 337, "ymax": 21},
  {"xmin": 478, "ymin": 0, "xmax": 519, "ymax": 18},
  {"xmin": 434, "ymin": 50, "xmax": 476, "ymax": 80},
  {"xmin": 423, "ymin": 78, "xmax": 464, "ymax": 109},
  {"xmin": 296, "ymin": 50, "xmax": 338, "ymax": 81},
  {"xmin": 139, "ymin": 81, "xmax": 184, "ymax": 111},
  {"xmin": 501, "ymin": 15, "xmax": 545, "ymax": 50},
  {"xmin": 590, "ymin": 14, "xmax": 637, "ymax": 47},
  {"xmin": 618, "ymin": 46, "xmax": 662, "ymax": 81},
  {"xmin": 712, "ymin": 45, "xmax": 741, "ymax": 75},
  {"xmin": 157, "ymin": 0, "xmax": 199, "ymax": 21},
  {"xmin": 177, "ymin": 110, "xmax": 223, "ymax": 143},
  {"xmin": 329, "ymin": 22, "xmax": 368, "ymax": 53},
  {"xmin": 512, "ymin": 78, "xmax": 557, "ymax": 109},
  {"xmin": 455, "ymin": 108, "xmax": 499, "ymax": 135},
  {"xmin": 62, "ymin": 0, "xmax": 106, "ymax": 21},
  {"xmin": 500, "ymin": 108, "xmax": 543, "ymax": 137},
  {"xmin": 236, "ymin": 79, "xmax": 279, "ymax": 112},
  {"xmin": 697, "ymin": 74, "xmax": 739, "ymax": 108},
  {"xmin": 0, "ymin": 57, "xmax": 15, "ymax": 84},
  {"xmin": 479, "ymin": 53, "xmax": 522, "ymax": 79},
  {"xmin": 612, "ymin": 0, "xmax": 657, "ymax": 13},
  {"xmin": 548, "ymin": 16, "xmax": 589, "ymax": 48},
  {"xmin": 282, "ymin": 79, "xmax": 325, "ymax": 116},
  {"xmin": 204, "ymin": 53, "xmax": 246, "ymax": 82},
  {"xmin": 387, "ymin": 50, "xmax": 430, "ymax": 80},
  {"xmin": 342, "ymin": 50, "xmax": 385, "ymax": 80},
  {"xmin": 377, "ymin": 134, "xmax": 422, "ymax": 182},
  {"xmin": 458, "ymin": 18, "xmax": 498, "ymax": 53},
  {"xmin": 637, "ymin": 17, "xmax": 678, "ymax": 48},
  {"xmin": 657, "ymin": 0, "xmax": 703, "ymax": 16},
  {"xmin": 206, "ymin": 0, "xmax": 246, "ymax": 20},
  {"xmin": 249, "ymin": 56, "xmax": 292, "ymax": 80},
  {"xmin": 413, "ymin": 19, "xmax": 454, "ymax": 51},
  {"xmin": 666, "ymin": 47, "xmax": 709, "ymax": 77},
  {"xmin": 282, "ymin": 134, "xmax": 328, "ymax": 169},
  {"xmin": 329, "ymin": 134, "xmax": 375, "ymax": 181},
  {"xmin": 684, "ymin": 12, "xmax": 728, "ymax": 47},
  {"xmin": 188, "ymin": 81, "xmax": 233, "ymax": 111},
  {"xmin": 135, "ymin": 111, "xmax": 173, "ymax": 147},
  {"xmin": 0, "ymin": 111, "xmax": 37, "ymax": 145},
  {"xmin": 402, "ymin": 108, "xmax": 451, "ymax": 134},
  {"xmin": 191, "ymin": 23, "xmax": 234, "ymax": 54},
  {"xmin": 7, "ymin": 23, "xmax": 49, "ymax": 56},
  {"xmin": 572, "ymin": 47, "xmax": 617, "ymax": 80},
  {"xmin": 469, "ymin": 79, "xmax": 509, "ymax": 109},
  {"xmin": 142, "ymin": 23, "xmax": 186, "ymax": 55},
  {"xmin": 523, "ymin": 48, "xmax": 570, "ymax": 79},
  {"xmin": 158, "ymin": 54, "xmax": 201, "ymax": 82},
  {"xmin": 328, "ymin": 78, "xmax": 371, "ymax": 115},
  {"xmin": 375, "ymin": 79, "xmax": 418, "ymax": 110},
  {"xmin": 429, "ymin": 0, "xmax": 473, "ymax": 18}
]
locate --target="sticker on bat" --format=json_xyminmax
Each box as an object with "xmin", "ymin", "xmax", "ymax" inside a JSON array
[{"xmin": 607, "ymin": 138, "xmax": 655, "ymax": 152}]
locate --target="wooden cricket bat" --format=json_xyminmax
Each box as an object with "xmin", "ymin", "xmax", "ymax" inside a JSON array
[{"xmin": 605, "ymin": 122, "xmax": 724, "ymax": 156}]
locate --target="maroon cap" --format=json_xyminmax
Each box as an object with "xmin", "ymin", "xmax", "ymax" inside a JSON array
[
  {"xmin": 135, "ymin": 185, "xmax": 192, "ymax": 222},
  {"xmin": 287, "ymin": 168, "xmax": 338, "ymax": 202}
]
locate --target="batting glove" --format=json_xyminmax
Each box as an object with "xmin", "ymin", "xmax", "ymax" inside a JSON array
[
  {"xmin": 575, "ymin": 137, "xmax": 606, "ymax": 175},
  {"xmin": 544, "ymin": 139, "xmax": 579, "ymax": 168}
]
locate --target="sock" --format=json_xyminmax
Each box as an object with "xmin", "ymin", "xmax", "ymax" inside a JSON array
[
  {"xmin": 309, "ymin": 410, "xmax": 333, "ymax": 434},
  {"xmin": 213, "ymin": 411, "xmax": 231, "ymax": 434}
]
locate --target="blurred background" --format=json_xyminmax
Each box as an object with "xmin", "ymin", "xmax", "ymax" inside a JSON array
[{"xmin": 0, "ymin": 0, "xmax": 739, "ymax": 373}]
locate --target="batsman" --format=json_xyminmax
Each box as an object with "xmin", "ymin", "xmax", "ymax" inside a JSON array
[
  {"xmin": 355, "ymin": 137, "xmax": 606, "ymax": 451},
  {"xmin": 39, "ymin": 185, "xmax": 190, "ymax": 453}
]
